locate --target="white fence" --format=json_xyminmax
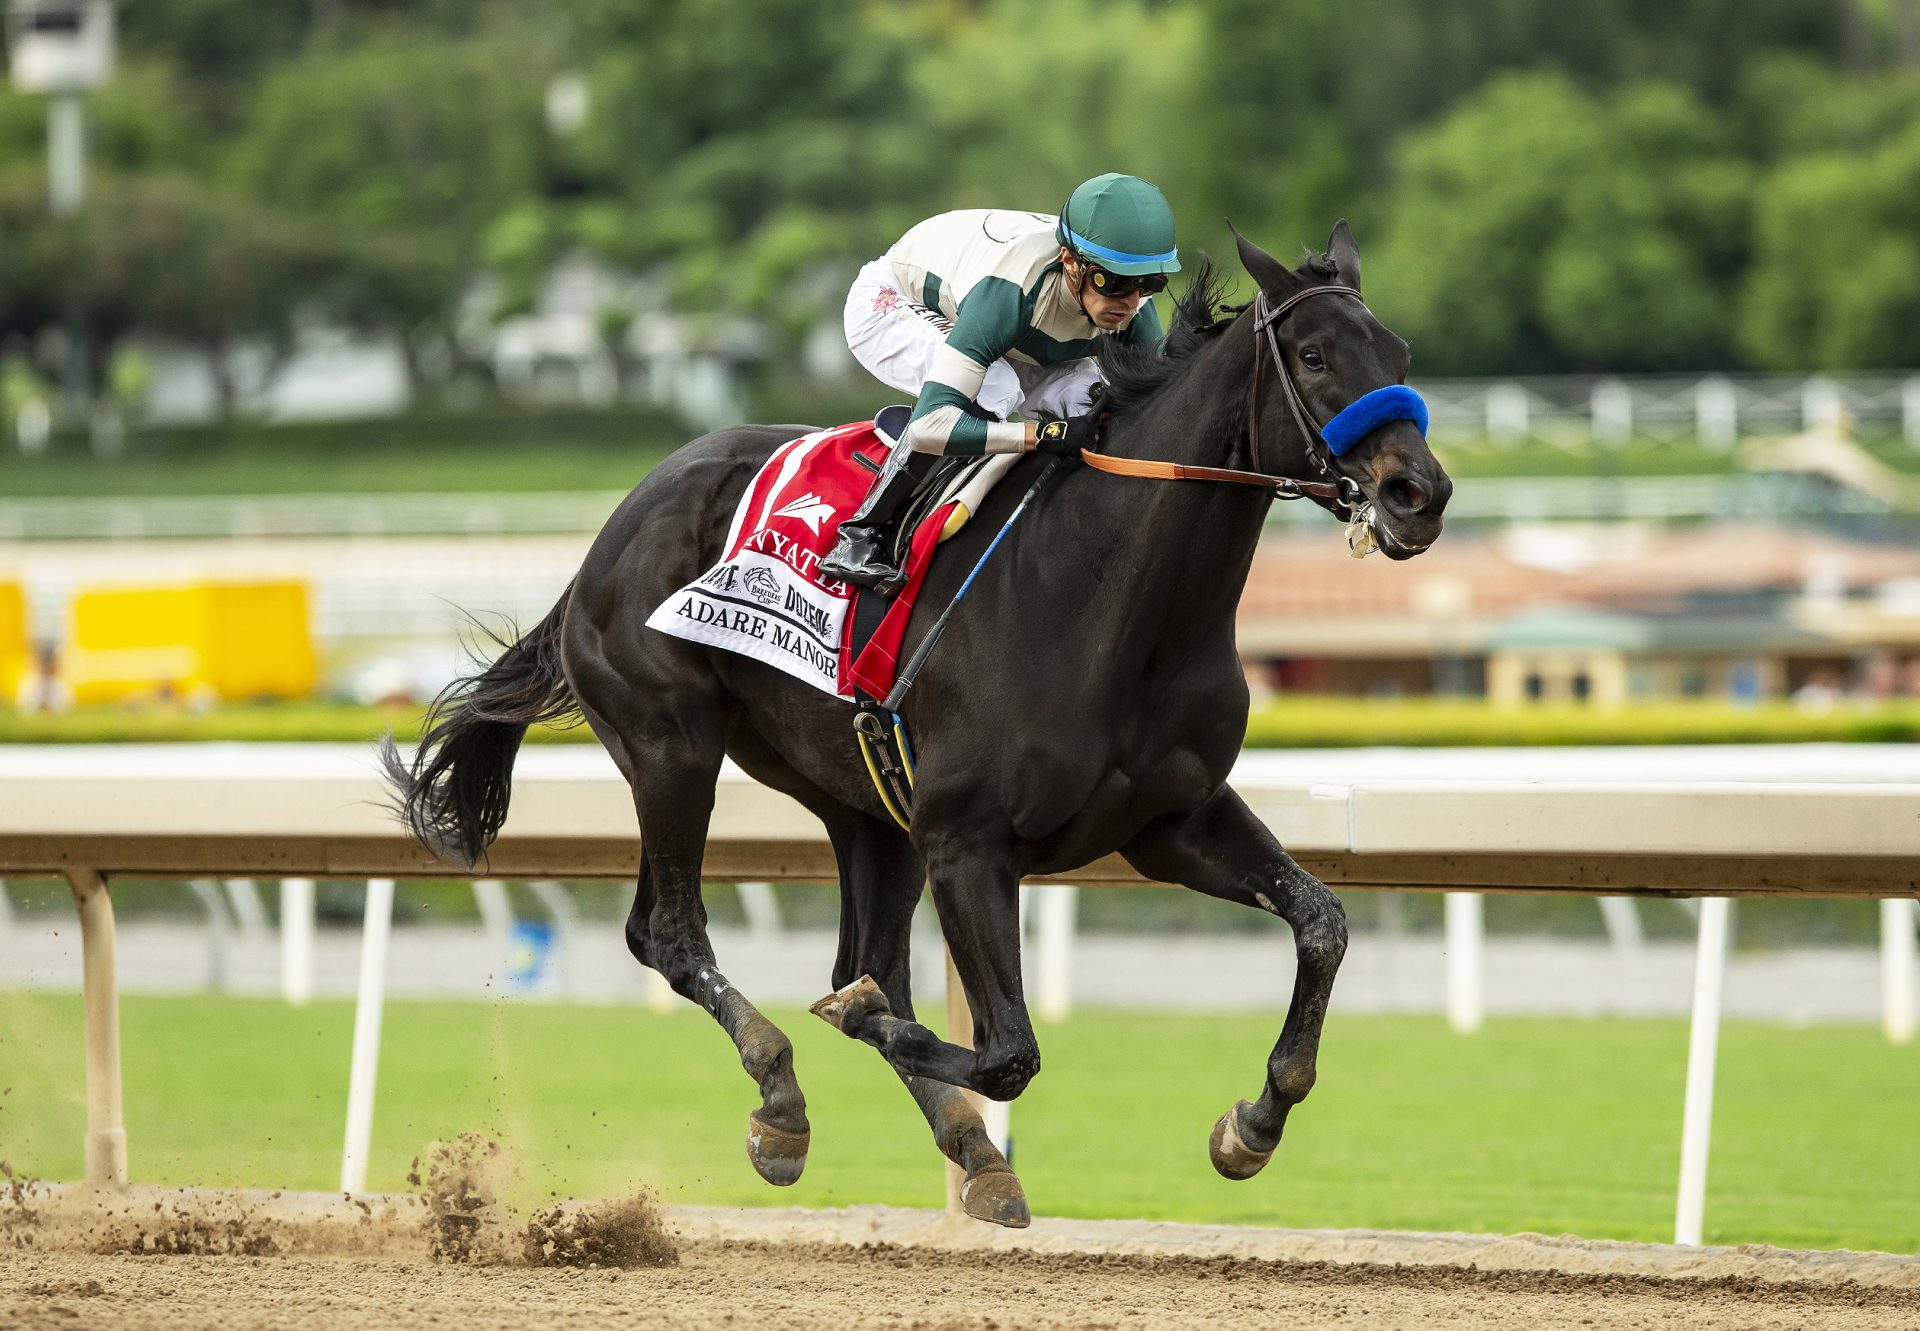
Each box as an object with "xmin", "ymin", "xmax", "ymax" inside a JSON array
[
  {"xmin": 3, "ymin": 375, "xmax": 1920, "ymax": 544},
  {"xmin": 1420, "ymin": 372, "xmax": 1920, "ymax": 450},
  {"xmin": 0, "ymin": 490, "xmax": 629, "ymax": 542},
  {"xmin": 3, "ymin": 742, "xmax": 1917, "ymax": 1247}
]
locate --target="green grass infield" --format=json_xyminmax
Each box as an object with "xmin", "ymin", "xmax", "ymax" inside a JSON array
[{"xmin": 2, "ymin": 993, "xmax": 1916, "ymax": 1253}]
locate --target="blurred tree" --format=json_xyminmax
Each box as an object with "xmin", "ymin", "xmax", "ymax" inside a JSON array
[
  {"xmin": 2, "ymin": 0, "xmax": 1904, "ymax": 400},
  {"xmin": 1186, "ymin": 0, "xmax": 1840, "ymax": 264},
  {"xmin": 1364, "ymin": 75, "xmax": 1603, "ymax": 374},
  {"xmin": 321, "ymin": 229, "xmax": 471, "ymax": 394},
  {"xmin": 1535, "ymin": 84, "xmax": 1752, "ymax": 371},
  {"xmin": 115, "ymin": 0, "xmax": 310, "ymax": 97},
  {"xmin": 229, "ymin": 31, "xmax": 544, "ymax": 244},
  {"xmin": 1736, "ymin": 53, "xmax": 1920, "ymax": 157},
  {"xmin": 556, "ymin": 0, "xmax": 934, "ymax": 332},
  {"xmin": 1366, "ymin": 74, "xmax": 1749, "ymax": 374},
  {"xmin": 902, "ymin": 0, "xmax": 1204, "ymax": 212},
  {"xmin": 0, "ymin": 60, "xmax": 209, "ymax": 182},
  {"xmin": 1742, "ymin": 120, "xmax": 1920, "ymax": 369},
  {"xmin": 0, "ymin": 173, "xmax": 413, "ymax": 418},
  {"xmin": 226, "ymin": 28, "xmax": 547, "ymax": 393},
  {"xmin": 115, "ymin": 0, "xmax": 535, "ymax": 113},
  {"xmin": 0, "ymin": 174, "xmax": 62, "ymax": 347},
  {"xmin": 74, "ymin": 180, "xmax": 335, "ymax": 415}
]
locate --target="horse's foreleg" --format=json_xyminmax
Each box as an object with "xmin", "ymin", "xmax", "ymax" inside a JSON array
[
  {"xmin": 815, "ymin": 819, "xmax": 1029, "ymax": 1227},
  {"xmin": 605, "ymin": 712, "xmax": 810, "ymax": 1188},
  {"xmin": 1121, "ymin": 785, "xmax": 1348, "ymax": 1181},
  {"xmin": 812, "ymin": 840, "xmax": 1038, "ymax": 1102}
]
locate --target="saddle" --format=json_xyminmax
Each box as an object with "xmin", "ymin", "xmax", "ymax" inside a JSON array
[
  {"xmin": 846, "ymin": 406, "xmax": 1022, "ymax": 829},
  {"xmin": 645, "ymin": 410, "xmax": 1016, "ymax": 695},
  {"xmin": 866, "ymin": 404, "xmax": 988, "ymax": 578},
  {"xmin": 642, "ymin": 409, "xmax": 1024, "ymax": 830}
]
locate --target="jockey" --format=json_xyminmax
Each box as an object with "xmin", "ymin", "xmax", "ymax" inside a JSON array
[{"xmin": 820, "ymin": 172, "xmax": 1180, "ymax": 594}]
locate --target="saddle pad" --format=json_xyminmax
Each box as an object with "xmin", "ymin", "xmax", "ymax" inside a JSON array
[
  {"xmin": 646, "ymin": 420, "xmax": 971, "ymax": 699},
  {"xmin": 845, "ymin": 450, "xmax": 1020, "ymax": 701}
]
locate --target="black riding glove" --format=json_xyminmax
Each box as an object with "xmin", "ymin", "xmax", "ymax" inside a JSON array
[{"xmin": 1033, "ymin": 413, "xmax": 1102, "ymax": 458}]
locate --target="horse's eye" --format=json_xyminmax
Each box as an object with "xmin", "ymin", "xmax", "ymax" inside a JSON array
[{"xmin": 1301, "ymin": 348, "xmax": 1325, "ymax": 371}]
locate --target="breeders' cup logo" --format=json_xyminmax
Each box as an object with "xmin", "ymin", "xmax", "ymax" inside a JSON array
[{"xmin": 743, "ymin": 566, "xmax": 780, "ymax": 606}]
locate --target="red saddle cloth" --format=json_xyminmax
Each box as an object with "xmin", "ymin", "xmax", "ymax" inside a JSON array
[
  {"xmin": 644, "ymin": 419, "xmax": 956, "ymax": 701},
  {"xmin": 842, "ymin": 485, "xmax": 955, "ymax": 703}
]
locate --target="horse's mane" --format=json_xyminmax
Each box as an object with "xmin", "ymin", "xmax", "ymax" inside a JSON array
[{"xmin": 1095, "ymin": 258, "xmax": 1239, "ymax": 417}]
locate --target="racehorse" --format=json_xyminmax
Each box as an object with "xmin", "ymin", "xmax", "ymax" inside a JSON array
[{"xmin": 382, "ymin": 223, "xmax": 1452, "ymax": 1227}]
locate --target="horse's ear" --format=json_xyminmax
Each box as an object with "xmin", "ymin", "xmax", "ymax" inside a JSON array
[
  {"xmin": 1229, "ymin": 220, "xmax": 1298, "ymax": 295},
  {"xmin": 1327, "ymin": 218, "xmax": 1361, "ymax": 292}
]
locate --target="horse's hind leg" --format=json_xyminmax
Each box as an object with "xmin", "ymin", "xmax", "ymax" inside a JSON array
[
  {"xmin": 816, "ymin": 815, "xmax": 1029, "ymax": 1227},
  {"xmin": 1121, "ymin": 785, "xmax": 1348, "ymax": 1181},
  {"xmin": 593, "ymin": 702, "xmax": 811, "ymax": 1187}
]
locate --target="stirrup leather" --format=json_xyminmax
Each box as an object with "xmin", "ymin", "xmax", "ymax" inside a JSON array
[{"xmin": 853, "ymin": 705, "xmax": 915, "ymax": 831}]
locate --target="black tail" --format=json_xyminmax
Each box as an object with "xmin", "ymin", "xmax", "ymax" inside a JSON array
[{"xmin": 379, "ymin": 583, "xmax": 578, "ymax": 868}]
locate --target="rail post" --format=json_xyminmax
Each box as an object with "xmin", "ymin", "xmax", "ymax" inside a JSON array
[
  {"xmin": 64, "ymin": 867, "xmax": 127, "ymax": 1188},
  {"xmin": 1674, "ymin": 896, "xmax": 1732, "ymax": 1246},
  {"xmin": 340, "ymin": 878, "xmax": 395, "ymax": 1194},
  {"xmin": 280, "ymin": 878, "xmax": 315, "ymax": 1005},
  {"xmin": 1035, "ymin": 884, "xmax": 1077, "ymax": 1024},
  {"xmin": 1882, "ymin": 897, "xmax": 1917, "ymax": 1045},
  {"xmin": 1444, "ymin": 891, "xmax": 1484, "ymax": 1034}
]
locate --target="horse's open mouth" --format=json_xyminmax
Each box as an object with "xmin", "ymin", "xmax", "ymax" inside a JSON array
[{"xmin": 1348, "ymin": 501, "xmax": 1436, "ymax": 560}]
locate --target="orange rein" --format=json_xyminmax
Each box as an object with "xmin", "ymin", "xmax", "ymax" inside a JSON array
[{"xmin": 1076, "ymin": 447, "xmax": 1348, "ymax": 501}]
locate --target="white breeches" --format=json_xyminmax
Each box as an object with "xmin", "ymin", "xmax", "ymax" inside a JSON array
[{"xmin": 842, "ymin": 257, "xmax": 1101, "ymax": 425}]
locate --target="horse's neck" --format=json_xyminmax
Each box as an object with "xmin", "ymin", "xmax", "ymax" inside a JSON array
[
  {"xmin": 1103, "ymin": 315, "xmax": 1257, "ymax": 471},
  {"xmin": 1079, "ymin": 318, "xmax": 1271, "ymax": 635}
]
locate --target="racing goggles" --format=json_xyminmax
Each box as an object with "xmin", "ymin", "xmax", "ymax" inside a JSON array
[{"xmin": 1083, "ymin": 264, "xmax": 1169, "ymax": 299}]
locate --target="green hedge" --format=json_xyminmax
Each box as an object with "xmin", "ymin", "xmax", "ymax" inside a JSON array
[
  {"xmin": 6, "ymin": 696, "xmax": 1920, "ymax": 746},
  {"xmin": 1243, "ymin": 696, "xmax": 1920, "ymax": 747}
]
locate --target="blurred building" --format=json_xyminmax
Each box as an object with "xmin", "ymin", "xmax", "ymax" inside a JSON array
[
  {"xmin": 1239, "ymin": 523, "xmax": 1920, "ymax": 705},
  {"xmin": 134, "ymin": 256, "xmax": 765, "ymax": 434}
]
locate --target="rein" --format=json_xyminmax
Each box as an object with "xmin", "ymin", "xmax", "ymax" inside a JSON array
[
  {"xmin": 1077, "ymin": 447, "xmax": 1349, "ymax": 500},
  {"xmin": 1079, "ymin": 283, "xmax": 1368, "ymax": 509}
]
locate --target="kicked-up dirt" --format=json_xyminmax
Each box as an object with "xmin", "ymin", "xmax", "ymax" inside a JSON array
[{"xmin": 1, "ymin": 1185, "xmax": 1916, "ymax": 1331}]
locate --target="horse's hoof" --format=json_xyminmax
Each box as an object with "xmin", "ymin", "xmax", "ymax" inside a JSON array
[
  {"xmin": 746, "ymin": 1111, "xmax": 810, "ymax": 1186},
  {"xmin": 1208, "ymin": 1099, "xmax": 1273, "ymax": 1181},
  {"xmin": 809, "ymin": 975, "xmax": 891, "ymax": 1034},
  {"xmin": 959, "ymin": 1166, "xmax": 1030, "ymax": 1228}
]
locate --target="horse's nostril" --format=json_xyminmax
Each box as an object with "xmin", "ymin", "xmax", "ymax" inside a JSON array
[{"xmin": 1384, "ymin": 476, "xmax": 1428, "ymax": 515}]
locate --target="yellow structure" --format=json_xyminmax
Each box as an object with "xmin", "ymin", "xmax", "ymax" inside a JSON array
[
  {"xmin": 1487, "ymin": 648, "xmax": 1631, "ymax": 708},
  {"xmin": 0, "ymin": 581, "xmax": 27, "ymax": 702},
  {"xmin": 1484, "ymin": 606, "xmax": 1813, "ymax": 707},
  {"xmin": 67, "ymin": 580, "xmax": 316, "ymax": 704}
]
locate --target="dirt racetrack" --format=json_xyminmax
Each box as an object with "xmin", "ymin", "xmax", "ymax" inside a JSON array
[{"xmin": 4, "ymin": 1187, "xmax": 1919, "ymax": 1331}]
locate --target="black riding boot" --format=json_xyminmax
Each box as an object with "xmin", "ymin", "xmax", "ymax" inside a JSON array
[{"xmin": 821, "ymin": 441, "xmax": 937, "ymax": 595}]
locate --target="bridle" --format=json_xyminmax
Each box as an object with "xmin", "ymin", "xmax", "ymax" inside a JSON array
[
  {"xmin": 1079, "ymin": 283, "xmax": 1369, "ymax": 514},
  {"xmin": 1248, "ymin": 285, "xmax": 1368, "ymax": 512}
]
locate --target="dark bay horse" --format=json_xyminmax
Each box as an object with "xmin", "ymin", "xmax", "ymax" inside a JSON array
[{"xmin": 383, "ymin": 223, "xmax": 1452, "ymax": 1227}]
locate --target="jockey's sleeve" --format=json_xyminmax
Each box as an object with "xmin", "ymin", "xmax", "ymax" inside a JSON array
[{"xmin": 903, "ymin": 277, "xmax": 1030, "ymax": 457}]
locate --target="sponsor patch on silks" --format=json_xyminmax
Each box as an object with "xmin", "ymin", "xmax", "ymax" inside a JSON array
[{"xmin": 646, "ymin": 422, "xmax": 925, "ymax": 698}]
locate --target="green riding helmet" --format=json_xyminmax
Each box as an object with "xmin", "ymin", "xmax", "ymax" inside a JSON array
[{"xmin": 1056, "ymin": 173, "xmax": 1181, "ymax": 277}]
